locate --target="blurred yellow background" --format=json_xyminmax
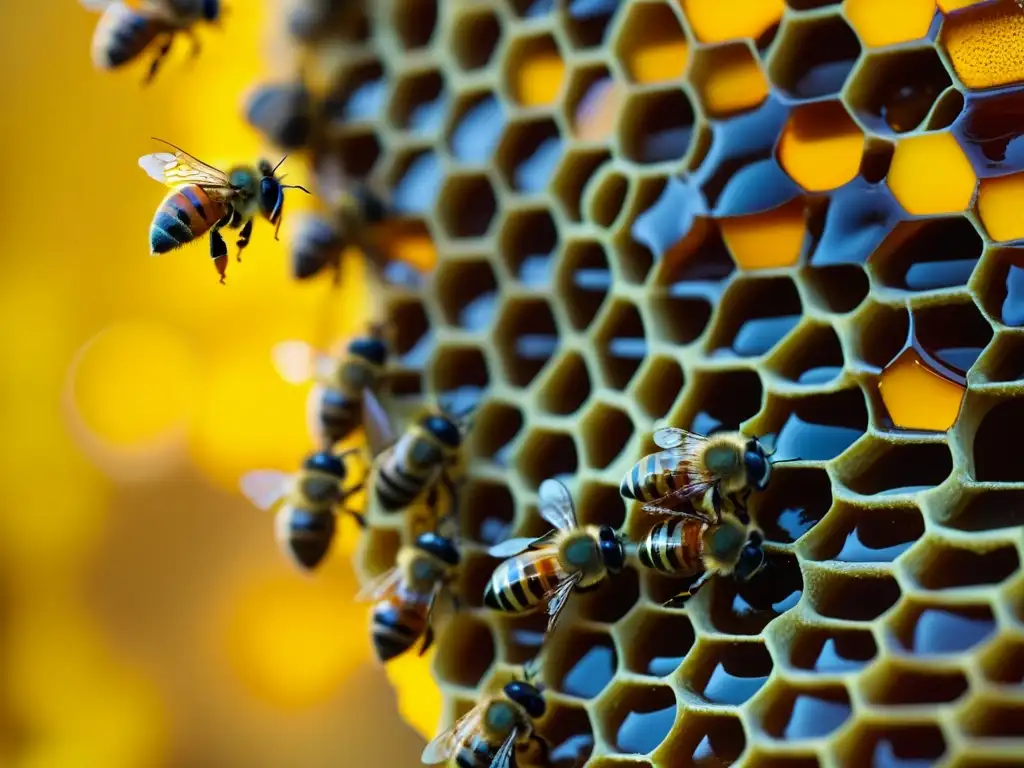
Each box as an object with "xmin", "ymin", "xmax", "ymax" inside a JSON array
[{"xmin": 0, "ymin": 2, "xmax": 424, "ymax": 765}]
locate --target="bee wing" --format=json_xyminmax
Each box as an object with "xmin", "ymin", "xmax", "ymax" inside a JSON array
[
  {"xmin": 362, "ymin": 388, "xmax": 396, "ymax": 457},
  {"xmin": 641, "ymin": 479, "xmax": 717, "ymax": 520},
  {"xmin": 272, "ymin": 340, "xmax": 318, "ymax": 385},
  {"xmin": 355, "ymin": 567, "xmax": 402, "ymax": 602},
  {"xmin": 421, "ymin": 704, "xmax": 485, "ymax": 764},
  {"xmin": 653, "ymin": 426, "xmax": 706, "ymax": 451},
  {"xmin": 139, "ymin": 140, "xmax": 233, "ymax": 196},
  {"xmin": 488, "ymin": 537, "xmax": 542, "ymax": 558},
  {"xmin": 546, "ymin": 571, "xmax": 583, "ymax": 636},
  {"xmin": 239, "ymin": 470, "xmax": 291, "ymax": 511},
  {"xmin": 489, "ymin": 728, "xmax": 520, "ymax": 768},
  {"xmin": 538, "ymin": 478, "xmax": 578, "ymax": 532}
]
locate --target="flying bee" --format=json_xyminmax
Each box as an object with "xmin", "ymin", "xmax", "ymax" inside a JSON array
[
  {"xmin": 636, "ymin": 504, "xmax": 766, "ymax": 606},
  {"xmin": 421, "ymin": 678, "xmax": 549, "ymax": 768},
  {"xmin": 272, "ymin": 330, "xmax": 389, "ymax": 449},
  {"xmin": 139, "ymin": 139, "xmax": 310, "ymax": 283},
  {"xmin": 484, "ymin": 479, "xmax": 626, "ymax": 637},
  {"xmin": 620, "ymin": 426, "xmax": 775, "ymax": 518},
  {"xmin": 82, "ymin": 0, "xmax": 222, "ymax": 85},
  {"xmin": 240, "ymin": 449, "xmax": 364, "ymax": 572},
  {"xmin": 356, "ymin": 531, "xmax": 460, "ymax": 662}
]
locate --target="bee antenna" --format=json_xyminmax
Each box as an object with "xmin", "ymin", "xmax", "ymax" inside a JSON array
[
  {"xmin": 272, "ymin": 155, "xmax": 288, "ymax": 174},
  {"xmin": 283, "ymin": 184, "xmax": 312, "ymax": 194},
  {"xmin": 771, "ymin": 457, "xmax": 802, "ymax": 465}
]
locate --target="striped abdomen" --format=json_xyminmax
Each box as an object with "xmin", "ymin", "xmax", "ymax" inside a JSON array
[
  {"xmin": 370, "ymin": 583, "xmax": 430, "ymax": 662},
  {"xmin": 318, "ymin": 387, "xmax": 360, "ymax": 444},
  {"xmin": 92, "ymin": 5, "xmax": 167, "ymax": 69},
  {"xmin": 375, "ymin": 433, "xmax": 436, "ymax": 511},
  {"xmin": 638, "ymin": 520, "xmax": 704, "ymax": 575},
  {"xmin": 274, "ymin": 506, "xmax": 335, "ymax": 572},
  {"xmin": 620, "ymin": 450, "xmax": 685, "ymax": 502},
  {"xmin": 484, "ymin": 552, "xmax": 563, "ymax": 613},
  {"xmin": 150, "ymin": 185, "xmax": 227, "ymax": 254},
  {"xmin": 453, "ymin": 733, "xmax": 498, "ymax": 768}
]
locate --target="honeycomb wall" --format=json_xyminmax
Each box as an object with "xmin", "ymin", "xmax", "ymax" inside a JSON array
[{"xmin": 260, "ymin": 1, "xmax": 1024, "ymax": 764}]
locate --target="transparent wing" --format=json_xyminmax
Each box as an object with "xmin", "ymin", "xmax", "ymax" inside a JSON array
[
  {"xmin": 641, "ymin": 479, "xmax": 716, "ymax": 518},
  {"xmin": 545, "ymin": 572, "xmax": 582, "ymax": 635},
  {"xmin": 488, "ymin": 537, "xmax": 541, "ymax": 558},
  {"xmin": 272, "ymin": 340, "xmax": 317, "ymax": 385},
  {"xmin": 362, "ymin": 388, "xmax": 396, "ymax": 457},
  {"xmin": 355, "ymin": 567, "xmax": 402, "ymax": 602},
  {"xmin": 489, "ymin": 729, "xmax": 519, "ymax": 768},
  {"xmin": 653, "ymin": 426, "xmax": 706, "ymax": 451},
  {"xmin": 239, "ymin": 469, "xmax": 290, "ymax": 510},
  {"xmin": 538, "ymin": 478, "xmax": 577, "ymax": 532},
  {"xmin": 81, "ymin": 0, "xmax": 147, "ymax": 9},
  {"xmin": 139, "ymin": 139, "xmax": 232, "ymax": 193},
  {"xmin": 421, "ymin": 705, "xmax": 484, "ymax": 764}
]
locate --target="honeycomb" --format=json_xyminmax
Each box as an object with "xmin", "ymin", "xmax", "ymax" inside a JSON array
[{"xmin": 250, "ymin": 0, "xmax": 1024, "ymax": 764}]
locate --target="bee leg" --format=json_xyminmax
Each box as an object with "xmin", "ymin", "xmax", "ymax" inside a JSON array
[
  {"xmin": 343, "ymin": 508, "xmax": 366, "ymax": 528},
  {"xmin": 235, "ymin": 219, "xmax": 253, "ymax": 262},
  {"xmin": 419, "ymin": 626, "xmax": 434, "ymax": 655},
  {"xmin": 143, "ymin": 35, "xmax": 173, "ymax": 86},
  {"xmin": 420, "ymin": 585, "xmax": 441, "ymax": 655},
  {"xmin": 664, "ymin": 571, "xmax": 712, "ymax": 608},
  {"xmin": 210, "ymin": 223, "xmax": 230, "ymax": 284}
]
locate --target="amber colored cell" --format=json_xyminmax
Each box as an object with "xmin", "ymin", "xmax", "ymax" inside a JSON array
[
  {"xmin": 879, "ymin": 349, "xmax": 965, "ymax": 431},
  {"xmin": 694, "ymin": 44, "xmax": 769, "ymax": 117},
  {"xmin": 845, "ymin": 0, "xmax": 936, "ymax": 47},
  {"xmin": 573, "ymin": 78, "xmax": 626, "ymax": 141},
  {"xmin": 977, "ymin": 174, "xmax": 1024, "ymax": 242},
  {"xmin": 377, "ymin": 221, "xmax": 437, "ymax": 271},
  {"xmin": 682, "ymin": 0, "xmax": 784, "ymax": 43},
  {"xmin": 887, "ymin": 133, "xmax": 976, "ymax": 215},
  {"xmin": 618, "ymin": 4, "xmax": 689, "ymax": 83},
  {"xmin": 513, "ymin": 45, "xmax": 565, "ymax": 107},
  {"xmin": 942, "ymin": 1, "xmax": 1024, "ymax": 89},
  {"xmin": 778, "ymin": 102, "xmax": 864, "ymax": 192},
  {"xmin": 720, "ymin": 200, "xmax": 806, "ymax": 270}
]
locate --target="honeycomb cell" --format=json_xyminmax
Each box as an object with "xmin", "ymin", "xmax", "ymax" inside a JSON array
[
  {"xmin": 436, "ymin": 173, "xmax": 499, "ymax": 240},
  {"xmin": 862, "ymin": 660, "xmax": 969, "ymax": 706},
  {"xmin": 593, "ymin": 299, "xmax": 648, "ymax": 390},
  {"xmin": 619, "ymin": 609, "xmax": 695, "ymax": 677},
  {"xmin": 447, "ymin": 91, "xmax": 506, "ymax": 165},
  {"xmin": 579, "ymin": 403, "xmax": 634, "ymax": 470},
  {"xmin": 682, "ymin": 0, "xmax": 784, "ymax": 43},
  {"xmin": 707, "ymin": 552, "xmax": 804, "ymax": 635},
  {"xmin": 561, "ymin": 0, "xmax": 622, "ymax": 48},
  {"xmin": 450, "ymin": 5, "xmax": 503, "ymax": 71},
  {"xmin": 836, "ymin": 723, "xmax": 948, "ymax": 766},
  {"xmin": 887, "ymin": 132, "xmax": 977, "ymax": 215},
  {"xmin": 710, "ymin": 276, "xmax": 802, "ymax": 358},
  {"xmin": 879, "ymin": 350, "xmax": 965, "ymax": 433},
  {"xmin": 431, "ymin": 346, "xmax": 489, "ymax": 417},
  {"xmin": 497, "ymin": 612, "xmax": 549, "ymax": 666},
  {"xmin": 684, "ymin": 369, "xmax": 763, "ymax": 432},
  {"xmin": 806, "ymin": 503, "xmax": 924, "ymax": 564},
  {"xmin": 756, "ymin": 466, "xmax": 831, "ymax": 545},
  {"xmin": 941, "ymin": 0, "xmax": 1024, "ymax": 89},
  {"xmin": 435, "ymin": 260, "xmax": 499, "ymax": 331},
  {"xmin": 836, "ymin": 438, "xmax": 952, "ymax": 496},
  {"xmin": 537, "ymin": 351, "xmax": 592, "ymax": 416},
  {"xmin": 846, "ymin": 47, "xmax": 950, "ymax": 135},
  {"xmin": 754, "ymin": 681, "xmax": 853, "ymax": 740},
  {"xmin": 505, "ymin": 32, "xmax": 566, "ymax": 108},
  {"xmin": 944, "ymin": 488, "xmax": 1024, "ymax": 532},
  {"xmin": 613, "ymin": 2, "xmax": 689, "ymax": 84},
  {"xmin": 575, "ymin": 482, "xmax": 627, "ymax": 529},
  {"xmin": 656, "ymin": 712, "xmax": 746, "ymax": 767},
  {"xmin": 496, "ymin": 117, "xmax": 563, "ymax": 196},
  {"xmin": 543, "ymin": 703, "xmax": 596, "ymax": 768},
  {"xmin": 809, "ymin": 570, "xmax": 901, "ymax": 621},
  {"xmin": 548, "ymin": 628, "xmax": 618, "ymax": 699},
  {"xmin": 690, "ymin": 42, "xmax": 769, "ymax": 118},
  {"xmin": 461, "ymin": 479, "xmax": 515, "ymax": 546},
  {"xmin": 556, "ymin": 240, "xmax": 612, "ymax": 331},
  {"xmin": 977, "ymin": 173, "xmax": 1024, "ymax": 242},
  {"xmin": 617, "ymin": 86, "xmax": 697, "ymax": 165},
  {"xmin": 390, "ymin": 0, "xmax": 437, "ymax": 50},
  {"xmin": 577, "ymin": 565, "xmax": 641, "ymax": 624},
  {"xmin": 632, "ymin": 355, "xmax": 685, "ymax": 421},
  {"xmin": 566, "ymin": 65, "xmax": 624, "ymax": 141},
  {"xmin": 845, "ymin": 0, "xmax": 936, "ymax": 47},
  {"xmin": 583, "ymin": 167, "xmax": 630, "ymax": 230},
  {"xmin": 870, "ymin": 217, "xmax": 982, "ymax": 292},
  {"xmin": 389, "ymin": 298, "xmax": 432, "ymax": 368},
  {"xmin": 802, "ymin": 265, "xmax": 870, "ymax": 314},
  {"xmin": 764, "ymin": 388, "xmax": 868, "ymax": 462},
  {"xmin": 766, "ymin": 14, "xmax": 860, "ymax": 100},
  {"xmin": 468, "ymin": 401, "xmax": 523, "ymax": 467},
  {"xmin": 514, "ymin": 428, "xmax": 578, "ymax": 489},
  {"xmin": 950, "ymin": 87, "xmax": 1024, "ymax": 178},
  {"xmin": 973, "ymin": 398, "xmax": 1024, "ymax": 481},
  {"xmin": 326, "ymin": 59, "xmax": 387, "ymax": 123},
  {"xmin": 979, "ymin": 636, "xmax": 1024, "ymax": 685},
  {"xmin": 388, "ymin": 148, "xmax": 443, "ymax": 215},
  {"xmin": 850, "ymin": 302, "xmax": 910, "ymax": 371},
  {"xmin": 494, "ymin": 297, "xmax": 560, "ymax": 387},
  {"xmin": 904, "ymin": 539, "xmax": 1019, "ymax": 590},
  {"xmin": 888, "ymin": 601, "xmax": 997, "ymax": 656},
  {"xmin": 961, "ymin": 698, "xmax": 1024, "ymax": 739},
  {"xmin": 787, "ymin": 627, "xmax": 877, "ymax": 672},
  {"xmin": 500, "ymin": 207, "xmax": 559, "ymax": 287},
  {"xmin": 766, "ymin": 322, "xmax": 844, "ymax": 386},
  {"xmin": 597, "ymin": 683, "xmax": 677, "ymax": 755},
  {"xmin": 388, "ymin": 69, "xmax": 447, "ymax": 135},
  {"xmin": 688, "ymin": 640, "xmax": 773, "ymax": 706},
  {"xmin": 778, "ymin": 101, "xmax": 864, "ymax": 192},
  {"xmin": 434, "ymin": 614, "xmax": 495, "ymax": 688},
  {"xmin": 552, "ymin": 148, "xmax": 612, "ymax": 222}
]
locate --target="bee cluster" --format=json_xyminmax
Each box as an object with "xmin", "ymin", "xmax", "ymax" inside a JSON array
[{"xmin": 85, "ymin": 0, "xmax": 1024, "ymax": 765}]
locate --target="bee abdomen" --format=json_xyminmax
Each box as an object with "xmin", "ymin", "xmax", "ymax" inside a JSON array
[
  {"xmin": 370, "ymin": 598, "xmax": 425, "ymax": 662},
  {"xmin": 622, "ymin": 454, "xmax": 681, "ymax": 503},
  {"xmin": 93, "ymin": 7, "xmax": 160, "ymax": 69},
  {"xmin": 483, "ymin": 556, "xmax": 558, "ymax": 613},
  {"xmin": 376, "ymin": 454, "xmax": 425, "ymax": 511},
  {"xmin": 276, "ymin": 507, "xmax": 335, "ymax": 571},
  {"xmin": 319, "ymin": 389, "xmax": 359, "ymax": 443},
  {"xmin": 639, "ymin": 521, "xmax": 700, "ymax": 575},
  {"xmin": 455, "ymin": 736, "xmax": 494, "ymax": 768},
  {"xmin": 150, "ymin": 187, "xmax": 221, "ymax": 254}
]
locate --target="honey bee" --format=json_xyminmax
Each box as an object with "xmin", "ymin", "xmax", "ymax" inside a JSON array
[
  {"xmin": 82, "ymin": 0, "xmax": 221, "ymax": 85},
  {"xmin": 636, "ymin": 505, "xmax": 766, "ymax": 606},
  {"xmin": 483, "ymin": 479, "xmax": 626, "ymax": 636},
  {"xmin": 289, "ymin": 186, "xmax": 389, "ymax": 282},
  {"xmin": 139, "ymin": 139, "xmax": 309, "ymax": 283},
  {"xmin": 272, "ymin": 329, "xmax": 389, "ymax": 449},
  {"xmin": 240, "ymin": 449, "xmax": 364, "ymax": 572},
  {"xmin": 620, "ymin": 426, "xmax": 774, "ymax": 518},
  {"xmin": 421, "ymin": 679, "xmax": 549, "ymax": 768},
  {"xmin": 356, "ymin": 531, "xmax": 460, "ymax": 662}
]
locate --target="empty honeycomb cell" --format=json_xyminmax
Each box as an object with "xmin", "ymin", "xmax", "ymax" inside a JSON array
[
  {"xmin": 436, "ymin": 173, "xmax": 499, "ymax": 239},
  {"xmin": 850, "ymin": 302, "xmax": 909, "ymax": 370},
  {"xmin": 973, "ymin": 398, "xmax": 1024, "ymax": 481},
  {"xmin": 763, "ymin": 387, "xmax": 868, "ymax": 462},
  {"xmin": 579, "ymin": 403, "xmax": 634, "ymax": 469},
  {"xmin": 845, "ymin": 0, "xmax": 936, "ymax": 47},
  {"xmin": 461, "ymin": 479, "xmax": 515, "ymax": 547},
  {"xmin": 805, "ymin": 503, "xmax": 924, "ymax": 564},
  {"xmin": 387, "ymin": 148, "xmax": 443, "ymax": 215},
  {"xmin": 632, "ymin": 356, "xmax": 686, "ymax": 421},
  {"xmin": 979, "ymin": 636, "xmax": 1024, "ymax": 685},
  {"xmin": 596, "ymin": 683, "xmax": 678, "ymax": 755},
  {"xmin": 435, "ymin": 260, "xmax": 500, "ymax": 331},
  {"xmin": 719, "ymin": 200, "xmax": 805, "ymax": 271},
  {"xmin": 547, "ymin": 628, "xmax": 618, "ymax": 699},
  {"xmin": 575, "ymin": 482, "xmax": 627, "ymax": 529},
  {"xmin": 497, "ymin": 612, "xmax": 549, "ymax": 666},
  {"xmin": 810, "ymin": 178, "xmax": 904, "ymax": 268},
  {"xmin": 766, "ymin": 322, "xmax": 844, "ymax": 386},
  {"xmin": 496, "ymin": 117, "xmax": 563, "ymax": 196},
  {"xmin": 556, "ymin": 240, "xmax": 612, "ymax": 331},
  {"xmin": 688, "ymin": 640, "xmax": 773, "ymax": 706},
  {"xmin": 536, "ymin": 352, "xmax": 592, "ymax": 416},
  {"xmin": 887, "ymin": 132, "xmax": 977, "ymax": 215},
  {"xmin": 787, "ymin": 627, "xmax": 877, "ymax": 673},
  {"xmin": 961, "ymin": 698, "xmax": 1024, "ymax": 738},
  {"xmin": 690, "ymin": 42, "xmax": 769, "ymax": 118},
  {"xmin": 809, "ymin": 570, "xmax": 901, "ymax": 621},
  {"xmin": 514, "ymin": 428, "xmax": 578, "ymax": 489},
  {"xmin": 567, "ymin": 66, "xmax": 624, "ymax": 141},
  {"xmin": 433, "ymin": 614, "xmax": 496, "ymax": 688},
  {"xmin": 333, "ymin": 131, "xmax": 383, "ymax": 179},
  {"xmin": 447, "ymin": 91, "xmax": 507, "ymax": 165},
  {"xmin": 906, "ymin": 539, "xmax": 1020, "ymax": 590},
  {"xmin": 950, "ymin": 87, "xmax": 1024, "ymax": 178},
  {"xmin": 542, "ymin": 702, "xmax": 596, "ymax": 768},
  {"xmin": 846, "ymin": 47, "xmax": 950, "ymax": 135},
  {"xmin": 837, "ymin": 439, "xmax": 952, "ymax": 496},
  {"xmin": 390, "ymin": 0, "xmax": 437, "ymax": 49},
  {"xmin": 944, "ymin": 488, "xmax": 1024, "ymax": 532},
  {"xmin": 613, "ymin": 1, "xmax": 689, "ymax": 84},
  {"xmin": 467, "ymin": 400, "xmax": 523, "ymax": 467},
  {"xmin": 506, "ymin": 33, "xmax": 566, "ymax": 108},
  {"xmin": 450, "ymin": 5, "xmax": 503, "ymax": 71},
  {"xmin": 766, "ymin": 14, "xmax": 860, "ymax": 100},
  {"xmin": 651, "ymin": 219, "xmax": 734, "ymax": 289},
  {"xmin": 497, "ymin": 208, "xmax": 558, "ymax": 289},
  {"xmin": 583, "ymin": 168, "xmax": 630, "ymax": 229},
  {"xmin": 888, "ymin": 601, "xmax": 996, "ymax": 656},
  {"xmin": 778, "ymin": 101, "xmax": 864, "ymax": 192},
  {"xmin": 975, "ymin": 334, "xmax": 1024, "ymax": 384},
  {"xmin": 619, "ymin": 609, "xmax": 695, "ymax": 677},
  {"xmin": 754, "ymin": 682, "xmax": 853, "ymax": 741},
  {"xmin": 388, "ymin": 69, "xmax": 447, "ymax": 135},
  {"xmin": 431, "ymin": 346, "xmax": 489, "ymax": 415},
  {"xmin": 326, "ymin": 59, "xmax": 387, "ymax": 123},
  {"xmin": 836, "ymin": 723, "xmax": 948, "ymax": 766},
  {"xmin": 389, "ymin": 298, "xmax": 432, "ymax": 367},
  {"xmin": 975, "ymin": 249, "xmax": 1024, "ymax": 327},
  {"xmin": 709, "ymin": 276, "xmax": 802, "ymax": 358},
  {"xmin": 912, "ymin": 299, "xmax": 992, "ymax": 375},
  {"xmin": 707, "ymin": 552, "xmax": 804, "ymax": 635},
  {"xmin": 926, "ymin": 87, "xmax": 965, "ymax": 132},
  {"xmin": 656, "ymin": 712, "xmax": 746, "ymax": 767},
  {"xmin": 649, "ymin": 289, "xmax": 713, "ymax": 347},
  {"xmin": 615, "ymin": 237, "xmax": 657, "ymax": 285},
  {"xmin": 869, "ymin": 217, "xmax": 982, "ymax": 292},
  {"xmin": 683, "ymin": 369, "xmax": 763, "ymax": 432},
  {"xmin": 617, "ymin": 86, "xmax": 697, "ymax": 165},
  {"xmin": 682, "ymin": 0, "xmax": 784, "ymax": 43},
  {"xmin": 858, "ymin": 137, "xmax": 894, "ymax": 183},
  {"xmin": 755, "ymin": 466, "xmax": 831, "ymax": 544},
  {"xmin": 977, "ymin": 173, "xmax": 1024, "ymax": 242},
  {"xmin": 552, "ymin": 148, "xmax": 613, "ymax": 222},
  {"xmin": 802, "ymin": 265, "xmax": 870, "ymax": 314},
  {"xmin": 593, "ymin": 300, "xmax": 648, "ymax": 390},
  {"xmin": 561, "ymin": 0, "xmax": 622, "ymax": 48},
  {"xmin": 861, "ymin": 660, "xmax": 969, "ymax": 706},
  {"xmin": 941, "ymin": 0, "xmax": 1024, "ymax": 89},
  {"xmin": 576, "ymin": 566, "xmax": 641, "ymax": 624}
]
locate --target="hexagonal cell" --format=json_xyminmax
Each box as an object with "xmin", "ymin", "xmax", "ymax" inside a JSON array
[
  {"xmin": 597, "ymin": 683, "xmax": 677, "ymax": 755},
  {"xmin": 451, "ymin": 5, "xmax": 502, "ymax": 71},
  {"xmin": 434, "ymin": 613, "xmax": 495, "ymax": 688},
  {"xmin": 547, "ymin": 628, "xmax": 617, "ymax": 699},
  {"xmin": 708, "ymin": 552, "xmax": 803, "ymax": 635},
  {"xmin": 778, "ymin": 101, "xmax": 865, "ymax": 193},
  {"xmin": 888, "ymin": 601, "xmax": 996, "ymax": 656},
  {"xmin": 870, "ymin": 217, "xmax": 982, "ymax": 292},
  {"xmin": 975, "ymin": 334, "xmax": 1024, "ymax": 385},
  {"xmin": 685, "ymin": 369, "xmax": 763, "ymax": 433},
  {"xmin": 905, "ymin": 539, "xmax": 1019, "ymax": 590},
  {"xmin": 944, "ymin": 488, "xmax": 1024, "ymax": 532},
  {"xmin": 689, "ymin": 640, "xmax": 773, "ymax": 706},
  {"xmin": 973, "ymin": 398, "xmax": 1024, "ymax": 482},
  {"xmin": 950, "ymin": 86, "xmax": 1024, "ymax": 178},
  {"xmin": 325, "ymin": 59, "xmax": 386, "ymax": 123},
  {"xmin": 544, "ymin": 703, "xmax": 596, "ymax": 768},
  {"xmin": 633, "ymin": 355, "xmax": 685, "ymax": 421},
  {"xmin": 556, "ymin": 240, "xmax": 612, "ymax": 332},
  {"xmin": 334, "ymin": 131, "xmax": 383, "ymax": 179},
  {"xmin": 979, "ymin": 636, "xmax": 1024, "ymax": 685},
  {"xmin": 562, "ymin": 0, "xmax": 622, "ymax": 48},
  {"xmin": 621, "ymin": 609, "xmax": 695, "ymax": 677},
  {"xmin": 913, "ymin": 300, "xmax": 992, "ymax": 377},
  {"xmin": 436, "ymin": 260, "xmax": 500, "ymax": 331},
  {"xmin": 566, "ymin": 65, "xmax": 623, "ymax": 142},
  {"xmin": 537, "ymin": 351, "xmax": 592, "ymax": 416},
  {"xmin": 690, "ymin": 42, "xmax": 769, "ymax": 118},
  {"xmin": 755, "ymin": 466, "xmax": 832, "ymax": 545},
  {"xmin": 846, "ymin": 47, "xmax": 951, "ymax": 135},
  {"xmin": 787, "ymin": 627, "xmax": 877, "ymax": 673},
  {"xmin": 837, "ymin": 723, "xmax": 948, "ymax": 766},
  {"xmin": 851, "ymin": 302, "xmax": 909, "ymax": 371},
  {"xmin": 494, "ymin": 298, "xmax": 559, "ymax": 388},
  {"xmin": 575, "ymin": 482, "xmax": 626, "ymax": 529},
  {"xmin": 810, "ymin": 178, "xmax": 904, "ymax": 269},
  {"xmin": 390, "ymin": 298, "xmax": 432, "ymax": 368},
  {"xmin": 388, "ymin": 148, "xmax": 443, "ymax": 215},
  {"xmin": 926, "ymin": 87, "xmax": 964, "ymax": 132},
  {"xmin": 390, "ymin": 0, "xmax": 436, "ymax": 50},
  {"xmin": 614, "ymin": 2, "xmax": 689, "ymax": 84},
  {"xmin": 878, "ymin": 345, "xmax": 965, "ymax": 434},
  {"xmin": 768, "ymin": 323, "xmax": 844, "ymax": 386},
  {"xmin": 431, "ymin": 345, "xmax": 490, "ymax": 417},
  {"xmin": 584, "ymin": 167, "xmax": 630, "ymax": 229},
  {"xmin": 515, "ymin": 428, "xmax": 578, "ymax": 489},
  {"xmin": 505, "ymin": 32, "xmax": 566, "ymax": 108},
  {"xmin": 745, "ymin": 756, "xmax": 819, "ymax": 768},
  {"xmin": 576, "ymin": 566, "xmax": 640, "ymax": 624},
  {"xmin": 462, "ymin": 479, "xmax": 515, "ymax": 547},
  {"xmin": 766, "ymin": 14, "xmax": 860, "ymax": 100},
  {"xmin": 961, "ymin": 698, "xmax": 1024, "ymax": 739},
  {"xmin": 887, "ymin": 132, "xmax": 976, "ymax": 216},
  {"xmin": 649, "ymin": 284, "xmax": 714, "ymax": 347},
  {"xmin": 468, "ymin": 400, "xmax": 523, "ymax": 467},
  {"xmin": 846, "ymin": 0, "xmax": 935, "ymax": 46},
  {"xmin": 862, "ymin": 660, "xmax": 969, "ymax": 706},
  {"xmin": 709, "ymin": 277, "xmax": 801, "ymax": 359},
  {"xmin": 496, "ymin": 612, "xmax": 549, "ymax": 665},
  {"xmin": 764, "ymin": 388, "xmax": 868, "ymax": 463},
  {"xmin": 836, "ymin": 439, "xmax": 952, "ymax": 497},
  {"xmin": 447, "ymin": 91, "xmax": 506, "ymax": 165},
  {"xmin": 388, "ymin": 69, "xmax": 447, "ymax": 134},
  {"xmin": 499, "ymin": 207, "xmax": 559, "ymax": 287},
  {"xmin": 755, "ymin": 682, "xmax": 852, "ymax": 741},
  {"xmin": 805, "ymin": 503, "xmax": 923, "ymax": 564},
  {"xmin": 809, "ymin": 570, "xmax": 900, "ymax": 622},
  {"xmin": 657, "ymin": 712, "xmax": 746, "ymax": 767},
  {"xmin": 594, "ymin": 300, "xmax": 648, "ymax": 390},
  {"xmin": 552, "ymin": 148, "xmax": 612, "ymax": 223},
  {"xmin": 977, "ymin": 249, "xmax": 1024, "ymax": 328},
  {"xmin": 437, "ymin": 174, "xmax": 499, "ymax": 239},
  {"xmin": 580, "ymin": 403, "xmax": 634, "ymax": 470},
  {"xmin": 497, "ymin": 117, "xmax": 563, "ymax": 196},
  {"xmin": 618, "ymin": 87, "xmax": 697, "ymax": 165},
  {"xmin": 802, "ymin": 266, "xmax": 870, "ymax": 315}
]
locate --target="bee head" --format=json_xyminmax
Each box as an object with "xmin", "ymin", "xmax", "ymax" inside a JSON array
[
  {"xmin": 733, "ymin": 530, "xmax": 766, "ymax": 582},
  {"xmin": 202, "ymin": 0, "xmax": 220, "ymax": 20},
  {"xmin": 707, "ymin": 520, "xmax": 746, "ymax": 565},
  {"xmin": 302, "ymin": 450, "xmax": 347, "ymax": 480},
  {"xmin": 597, "ymin": 525, "xmax": 625, "ymax": 574},
  {"xmin": 259, "ymin": 156, "xmax": 310, "ymax": 225},
  {"xmin": 503, "ymin": 681, "xmax": 546, "ymax": 719},
  {"xmin": 744, "ymin": 438, "xmax": 771, "ymax": 490},
  {"xmin": 422, "ymin": 412, "xmax": 462, "ymax": 448},
  {"xmin": 414, "ymin": 532, "xmax": 460, "ymax": 566},
  {"xmin": 347, "ymin": 336, "xmax": 388, "ymax": 366}
]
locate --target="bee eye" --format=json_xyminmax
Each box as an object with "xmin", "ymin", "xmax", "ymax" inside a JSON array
[{"xmin": 744, "ymin": 449, "xmax": 768, "ymax": 488}]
